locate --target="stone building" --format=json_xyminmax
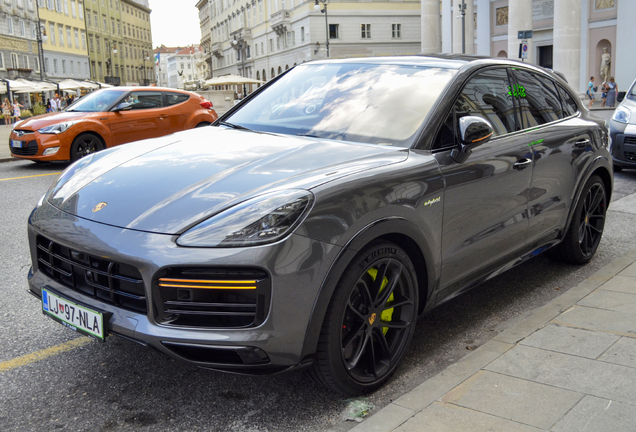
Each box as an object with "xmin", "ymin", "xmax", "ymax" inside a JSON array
[
  {"xmin": 0, "ymin": 0, "xmax": 41, "ymax": 81},
  {"xmin": 197, "ymin": 0, "xmax": 421, "ymax": 82},
  {"xmin": 166, "ymin": 45, "xmax": 198, "ymax": 89},
  {"xmin": 153, "ymin": 44, "xmax": 178, "ymax": 87},
  {"xmin": 37, "ymin": 0, "xmax": 90, "ymax": 82},
  {"xmin": 422, "ymin": 0, "xmax": 635, "ymax": 94}
]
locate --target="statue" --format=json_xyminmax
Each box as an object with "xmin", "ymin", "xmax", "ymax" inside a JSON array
[{"xmin": 600, "ymin": 47, "xmax": 611, "ymax": 84}]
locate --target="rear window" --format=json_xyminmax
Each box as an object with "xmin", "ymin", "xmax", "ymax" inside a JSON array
[{"xmin": 165, "ymin": 93, "xmax": 190, "ymax": 106}]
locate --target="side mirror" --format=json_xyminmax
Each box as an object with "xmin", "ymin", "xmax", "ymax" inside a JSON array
[
  {"xmin": 112, "ymin": 102, "xmax": 132, "ymax": 112},
  {"xmin": 450, "ymin": 116, "xmax": 494, "ymax": 163},
  {"xmin": 617, "ymin": 91, "xmax": 626, "ymax": 103}
]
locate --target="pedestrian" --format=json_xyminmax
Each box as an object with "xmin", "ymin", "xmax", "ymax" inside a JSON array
[
  {"xmin": 50, "ymin": 93, "xmax": 61, "ymax": 112},
  {"xmin": 45, "ymin": 99, "xmax": 51, "ymax": 113},
  {"xmin": 606, "ymin": 77, "xmax": 618, "ymax": 108},
  {"xmin": 12, "ymin": 99, "xmax": 24, "ymax": 123},
  {"xmin": 66, "ymin": 94, "xmax": 74, "ymax": 107},
  {"xmin": 587, "ymin": 76, "xmax": 596, "ymax": 109},
  {"xmin": 600, "ymin": 82, "xmax": 608, "ymax": 108},
  {"xmin": 2, "ymin": 98, "xmax": 12, "ymax": 127}
]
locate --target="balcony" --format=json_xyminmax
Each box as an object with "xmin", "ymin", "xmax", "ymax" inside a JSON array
[
  {"xmin": 230, "ymin": 28, "xmax": 252, "ymax": 44},
  {"xmin": 270, "ymin": 10, "xmax": 290, "ymax": 36},
  {"xmin": 211, "ymin": 42, "xmax": 224, "ymax": 58}
]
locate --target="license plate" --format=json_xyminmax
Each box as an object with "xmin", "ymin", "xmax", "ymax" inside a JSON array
[
  {"xmin": 42, "ymin": 289, "xmax": 105, "ymax": 341},
  {"xmin": 11, "ymin": 140, "xmax": 24, "ymax": 148}
]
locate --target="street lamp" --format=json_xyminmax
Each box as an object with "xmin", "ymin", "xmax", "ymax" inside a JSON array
[
  {"xmin": 456, "ymin": 0, "xmax": 467, "ymax": 54},
  {"xmin": 35, "ymin": 22, "xmax": 48, "ymax": 81},
  {"xmin": 231, "ymin": 38, "xmax": 247, "ymax": 97},
  {"xmin": 314, "ymin": 0, "xmax": 330, "ymax": 57},
  {"xmin": 105, "ymin": 42, "xmax": 120, "ymax": 85}
]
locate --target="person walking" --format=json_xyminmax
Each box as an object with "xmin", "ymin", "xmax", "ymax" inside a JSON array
[
  {"xmin": 50, "ymin": 93, "xmax": 61, "ymax": 112},
  {"xmin": 600, "ymin": 82, "xmax": 608, "ymax": 108},
  {"xmin": 587, "ymin": 76, "xmax": 596, "ymax": 109},
  {"xmin": 606, "ymin": 77, "xmax": 618, "ymax": 108},
  {"xmin": 12, "ymin": 100, "xmax": 24, "ymax": 123},
  {"xmin": 2, "ymin": 98, "xmax": 12, "ymax": 127}
]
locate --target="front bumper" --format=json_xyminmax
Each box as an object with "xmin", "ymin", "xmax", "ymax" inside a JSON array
[
  {"xmin": 28, "ymin": 201, "xmax": 340, "ymax": 373},
  {"xmin": 609, "ymin": 120, "xmax": 636, "ymax": 168},
  {"xmin": 9, "ymin": 130, "xmax": 70, "ymax": 161}
]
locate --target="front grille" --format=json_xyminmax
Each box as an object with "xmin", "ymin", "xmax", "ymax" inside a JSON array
[
  {"xmin": 10, "ymin": 140, "xmax": 38, "ymax": 156},
  {"xmin": 155, "ymin": 267, "xmax": 271, "ymax": 328},
  {"xmin": 624, "ymin": 136, "xmax": 636, "ymax": 145},
  {"xmin": 36, "ymin": 235, "xmax": 147, "ymax": 313}
]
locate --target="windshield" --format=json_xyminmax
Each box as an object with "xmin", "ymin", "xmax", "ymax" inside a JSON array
[
  {"xmin": 65, "ymin": 89, "xmax": 126, "ymax": 112},
  {"xmin": 226, "ymin": 63, "xmax": 457, "ymax": 147}
]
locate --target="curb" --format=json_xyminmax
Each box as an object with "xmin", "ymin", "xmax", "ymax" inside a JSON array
[{"xmin": 351, "ymin": 246, "xmax": 636, "ymax": 432}]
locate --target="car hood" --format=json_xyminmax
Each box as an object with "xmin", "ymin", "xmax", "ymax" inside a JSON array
[
  {"xmin": 15, "ymin": 111, "xmax": 100, "ymax": 130},
  {"xmin": 47, "ymin": 127, "xmax": 407, "ymax": 234}
]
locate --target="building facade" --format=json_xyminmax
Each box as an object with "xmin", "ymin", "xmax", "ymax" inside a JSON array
[
  {"xmin": 153, "ymin": 44, "xmax": 177, "ymax": 87},
  {"xmin": 199, "ymin": 0, "xmax": 421, "ymax": 82},
  {"xmin": 421, "ymin": 0, "xmax": 635, "ymax": 95},
  {"xmin": 0, "ymin": 0, "xmax": 42, "ymax": 81},
  {"xmin": 166, "ymin": 45, "xmax": 199, "ymax": 89},
  {"xmin": 84, "ymin": 0, "xmax": 152, "ymax": 85},
  {"xmin": 37, "ymin": 0, "xmax": 90, "ymax": 82}
]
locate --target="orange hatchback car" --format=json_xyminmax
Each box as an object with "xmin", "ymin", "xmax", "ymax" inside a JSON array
[{"xmin": 9, "ymin": 87, "xmax": 218, "ymax": 162}]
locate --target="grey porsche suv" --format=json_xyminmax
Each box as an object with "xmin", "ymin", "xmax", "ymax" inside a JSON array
[{"xmin": 27, "ymin": 55, "xmax": 612, "ymax": 395}]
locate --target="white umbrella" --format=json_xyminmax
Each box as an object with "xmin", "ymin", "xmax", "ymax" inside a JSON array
[
  {"xmin": 205, "ymin": 75, "xmax": 264, "ymax": 86},
  {"xmin": 58, "ymin": 79, "xmax": 95, "ymax": 91},
  {"xmin": 12, "ymin": 79, "xmax": 57, "ymax": 93},
  {"xmin": 78, "ymin": 80, "xmax": 101, "ymax": 89}
]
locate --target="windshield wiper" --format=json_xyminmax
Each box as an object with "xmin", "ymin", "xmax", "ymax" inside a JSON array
[{"xmin": 219, "ymin": 121, "xmax": 252, "ymax": 131}]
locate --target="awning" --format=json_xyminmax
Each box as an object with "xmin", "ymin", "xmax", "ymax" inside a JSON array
[
  {"xmin": 8, "ymin": 79, "xmax": 58, "ymax": 93},
  {"xmin": 58, "ymin": 79, "xmax": 98, "ymax": 91}
]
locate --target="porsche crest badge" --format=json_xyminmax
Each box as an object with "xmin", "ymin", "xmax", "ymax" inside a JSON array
[
  {"xmin": 92, "ymin": 202, "xmax": 108, "ymax": 213},
  {"xmin": 368, "ymin": 312, "xmax": 377, "ymax": 325}
]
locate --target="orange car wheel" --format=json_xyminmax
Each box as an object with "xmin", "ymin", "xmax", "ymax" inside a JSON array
[{"xmin": 70, "ymin": 133, "xmax": 104, "ymax": 162}]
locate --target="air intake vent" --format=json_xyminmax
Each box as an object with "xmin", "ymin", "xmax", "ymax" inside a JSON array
[
  {"xmin": 36, "ymin": 235, "xmax": 146, "ymax": 313},
  {"xmin": 155, "ymin": 267, "xmax": 271, "ymax": 328},
  {"xmin": 624, "ymin": 136, "xmax": 636, "ymax": 145},
  {"xmin": 10, "ymin": 140, "xmax": 38, "ymax": 156}
]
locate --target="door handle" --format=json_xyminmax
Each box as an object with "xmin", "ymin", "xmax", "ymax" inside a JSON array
[
  {"xmin": 159, "ymin": 115, "xmax": 168, "ymax": 119},
  {"xmin": 513, "ymin": 158, "xmax": 532, "ymax": 170}
]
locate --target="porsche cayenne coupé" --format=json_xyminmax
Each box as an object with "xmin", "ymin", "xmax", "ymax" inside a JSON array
[{"xmin": 27, "ymin": 56, "xmax": 612, "ymax": 395}]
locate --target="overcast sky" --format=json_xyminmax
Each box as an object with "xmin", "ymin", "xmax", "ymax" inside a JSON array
[{"xmin": 149, "ymin": 0, "xmax": 201, "ymax": 49}]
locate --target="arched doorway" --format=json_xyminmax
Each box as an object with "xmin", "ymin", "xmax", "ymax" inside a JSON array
[
  {"xmin": 278, "ymin": 66, "xmax": 282, "ymax": 75},
  {"xmin": 271, "ymin": 67, "xmax": 275, "ymax": 78},
  {"xmin": 285, "ymin": 64, "xmax": 289, "ymax": 70},
  {"xmin": 497, "ymin": 50, "xmax": 507, "ymax": 58},
  {"xmin": 263, "ymin": 69, "xmax": 266, "ymax": 81}
]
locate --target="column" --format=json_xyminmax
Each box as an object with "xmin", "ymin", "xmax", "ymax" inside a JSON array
[
  {"xmin": 476, "ymin": 0, "xmax": 490, "ymax": 55},
  {"xmin": 453, "ymin": 0, "xmax": 474, "ymax": 54},
  {"xmin": 421, "ymin": 0, "xmax": 441, "ymax": 54},
  {"xmin": 442, "ymin": 0, "xmax": 452, "ymax": 53},
  {"xmin": 507, "ymin": 0, "xmax": 533, "ymax": 64},
  {"xmin": 553, "ymin": 0, "xmax": 581, "ymax": 90}
]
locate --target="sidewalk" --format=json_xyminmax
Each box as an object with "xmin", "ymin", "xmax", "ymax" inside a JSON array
[
  {"xmin": 0, "ymin": 125, "xmax": 14, "ymax": 162},
  {"xmin": 353, "ymin": 245, "xmax": 636, "ymax": 431}
]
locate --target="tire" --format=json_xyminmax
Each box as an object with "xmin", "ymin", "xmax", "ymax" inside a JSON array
[
  {"xmin": 308, "ymin": 241, "xmax": 419, "ymax": 395},
  {"xmin": 70, "ymin": 133, "xmax": 103, "ymax": 162},
  {"xmin": 550, "ymin": 175, "xmax": 607, "ymax": 264}
]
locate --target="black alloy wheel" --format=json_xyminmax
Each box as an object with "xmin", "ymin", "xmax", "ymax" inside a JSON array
[
  {"xmin": 70, "ymin": 133, "xmax": 103, "ymax": 162},
  {"xmin": 550, "ymin": 175, "xmax": 607, "ymax": 264},
  {"xmin": 309, "ymin": 241, "xmax": 418, "ymax": 395}
]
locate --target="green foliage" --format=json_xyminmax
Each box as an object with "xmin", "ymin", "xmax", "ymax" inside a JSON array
[
  {"xmin": 32, "ymin": 103, "xmax": 46, "ymax": 116},
  {"xmin": 20, "ymin": 110, "xmax": 34, "ymax": 118}
]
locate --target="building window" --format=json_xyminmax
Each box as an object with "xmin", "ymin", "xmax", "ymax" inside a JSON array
[
  {"xmin": 58, "ymin": 24, "xmax": 64, "ymax": 46},
  {"xmin": 301, "ymin": 26, "xmax": 305, "ymax": 42},
  {"xmin": 89, "ymin": 35, "xmax": 94, "ymax": 51},
  {"xmin": 49, "ymin": 23, "xmax": 55, "ymax": 44},
  {"xmin": 11, "ymin": 53, "xmax": 19, "ymax": 69},
  {"xmin": 96, "ymin": 36, "xmax": 100, "ymax": 53},
  {"xmin": 62, "ymin": 59, "xmax": 66, "ymax": 74},
  {"xmin": 81, "ymin": 30, "xmax": 86, "ymax": 49},
  {"xmin": 329, "ymin": 24, "xmax": 338, "ymax": 39},
  {"xmin": 74, "ymin": 28, "xmax": 79, "ymax": 48},
  {"xmin": 53, "ymin": 58, "xmax": 58, "ymax": 74},
  {"xmin": 20, "ymin": 20, "xmax": 25, "ymax": 37},
  {"xmin": 35, "ymin": 57, "xmax": 40, "ymax": 72},
  {"xmin": 71, "ymin": 0, "xmax": 76, "ymax": 17},
  {"xmin": 66, "ymin": 27, "xmax": 72, "ymax": 47},
  {"xmin": 55, "ymin": 0, "xmax": 61, "ymax": 12},
  {"xmin": 79, "ymin": 2, "xmax": 83, "ymax": 19},
  {"xmin": 392, "ymin": 23, "xmax": 401, "ymax": 38},
  {"xmin": 63, "ymin": 0, "xmax": 68, "ymax": 14},
  {"xmin": 86, "ymin": 10, "xmax": 91, "ymax": 26},
  {"xmin": 361, "ymin": 23, "xmax": 371, "ymax": 39},
  {"xmin": 7, "ymin": 18, "xmax": 13, "ymax": 35}
]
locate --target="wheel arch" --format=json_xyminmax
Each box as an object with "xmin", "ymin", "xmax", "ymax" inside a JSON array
[{"xmin": 299, "ymin": 217, "xmax": 436, "ymax": 363}]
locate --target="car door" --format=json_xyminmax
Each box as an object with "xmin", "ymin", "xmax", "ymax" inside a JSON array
[
  {"xmin": 163, "ymin": 91, "xmax": 192, "ymax": 132},
  {"xmin": 432, "ymin": 67, "xmax": 533, "ymax": 301},
  {"xmin": 109, "ymin": 90, "xmax": 168, "ymax": 146},
  {"xmin": 511, "ymin": 69, "xmax": 595, "ymax": 248}
]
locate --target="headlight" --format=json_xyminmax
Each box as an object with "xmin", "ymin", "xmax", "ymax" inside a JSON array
[
  {"xmin": 177, "ymin": 190, "xmax": 314, "ymax": 247},
  {"xmin": 38, "ymin": 120, "xmax": 81, "ymax": 134},
  {"xmin": 612, "ymin": 106, "xmax": 631, "ymax": 124}
]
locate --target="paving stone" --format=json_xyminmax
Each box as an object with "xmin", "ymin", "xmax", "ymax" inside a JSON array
[
  {"xmin": 520, "ymin": 324, "xmax": 619, "ymax": 359},
  {"xmin": 619, "ymin": 262, "xmax": 636, "ymax": 277},
  {"xmin": 485, "ymin": 345, "xmax": 636, "ymax": 404},
  {"xmin": 441, "ymin": 370, "xmax": 582, "ymax": 430},
  {"xmin": 577, "ymin": 290, "xmax": 636, "ymax": 314},
  {"xmin": 598, "ymin": 337, "xmax": 636, "ymax": 368},
  {"xmin": 610, "ymin": 193, "xmax": 636, "ymax": 215},
  {"xmin": 393, "ymin": 401, "xmax": 543, "ymax": 432},
  {"xmin": 552, "ymin": 395, "xmax": 636, "ymax": 432},
  {"xmin": 552, "ymin": 306, "xmax": 636, "ymax": 338},
  {"xmin": 599, "ymin": 275, "xmax": 636, "ymax": 295},
  {"xmin": 348, "ymin": 403, "xmax": 414, "ymax": 432}
]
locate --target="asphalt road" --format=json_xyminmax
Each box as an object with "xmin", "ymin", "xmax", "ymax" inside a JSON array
[{"xmin": 1, "ymin": 157, "xmax": 636, "ymax": 432}]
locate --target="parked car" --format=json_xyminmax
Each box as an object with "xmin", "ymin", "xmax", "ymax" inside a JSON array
[
  {"xmin": 609, "ymin": 78, "xmax": 636, "ymax": 171},
  {"xmin": 27, "ymin": 56, "xmax": 612, "ymax": 395},
  {"xmin": 10, "ymin": 87, "xmax": 217, "ymax": 162}
]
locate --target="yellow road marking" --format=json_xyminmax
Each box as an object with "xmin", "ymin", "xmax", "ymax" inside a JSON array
[
  {"xmin": 0, "ymin": 337, "xmax": 92, "ymax": 373},
  {"xmin": 0, "ymin": 172, "xmax": 62, "ymax": 181}
]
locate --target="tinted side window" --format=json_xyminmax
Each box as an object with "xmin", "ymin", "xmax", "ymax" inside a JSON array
[
  {"xmin": 165, "ymin": 92, "xmax": 190, "ymax": 106},
  {"xmin": 126, "ymin": 91, "xmax": 163, "ymax": 110},
  {"xmin": 556, "ymin": 84, "xmax": 579, "ymax": 117},
  {"xmin": 433, "ymin": 68, "xmax": 516, "ymax": 149},
  {"xmin": 512, "ymin": 69, "xmax": 563, "ymax": 127}
]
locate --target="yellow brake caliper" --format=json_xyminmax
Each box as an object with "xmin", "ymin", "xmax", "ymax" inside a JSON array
[{"xmin": 367, "ymin": 268, "xmax": 394, "ymax": 335}]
